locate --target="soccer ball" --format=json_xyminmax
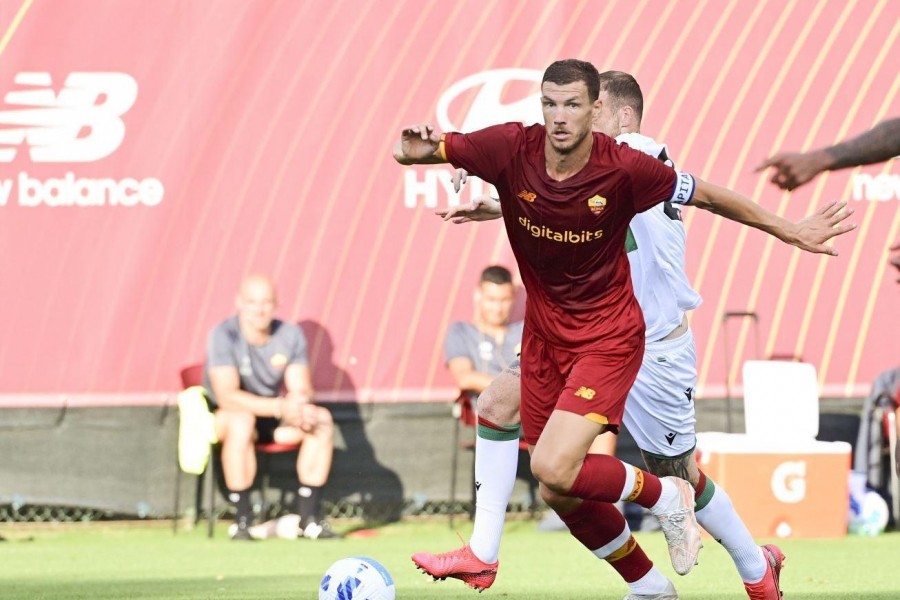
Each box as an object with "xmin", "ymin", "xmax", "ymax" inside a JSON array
[
  {"xmin": 319, "ymin": 556, "xmax": 395, "ymax": 600},
  {"xmin": 848, "ymin": 490, "xmax": 890, "ymax": 536}
]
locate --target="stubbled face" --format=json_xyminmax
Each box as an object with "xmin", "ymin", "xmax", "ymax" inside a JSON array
[
  {"xmin": 593, "ymin": 89, "xmax": 620, "ymax": 137},
  {"xmin": 237, "ymin": 276, "xmax": 277, "ymax": 334},
  {"xmin": 476, "ymin": 282, "xmax": 515, "ymax": 328},
  {"xmin": 541, "ymin": 80, "xmax": 597, "ymax": 155}
]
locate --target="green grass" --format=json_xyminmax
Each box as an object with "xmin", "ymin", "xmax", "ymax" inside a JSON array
[{"xmin": 1, "ymin": 520, "xmax": 899, "ymax": 599}]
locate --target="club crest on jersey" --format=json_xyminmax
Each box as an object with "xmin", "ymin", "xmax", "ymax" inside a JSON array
[
  {"xmin": 517, "ymin": 190, "xmax": 536, "ymax": 203},
  {"xmin": 587, "ymin": 194, "xmax": 607, "ymax": 215}
]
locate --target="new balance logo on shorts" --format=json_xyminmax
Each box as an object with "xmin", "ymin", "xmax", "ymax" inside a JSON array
[{"xmin": 574, "ymin": 386, "xmax": 596, "ymax": 399}]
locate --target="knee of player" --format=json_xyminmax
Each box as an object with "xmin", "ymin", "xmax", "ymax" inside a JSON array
[
  {"xmin": 315, "ymin": 406, "xmax": 334, "ymax": 429},
  {"xmin": 530, "ymin": 453, "xmax": 576, "ymax": 494},
  {"xmin": 538, "ymin": 484, "xmax": 564, "ymax": 506},
  {"xmin": 476, "ymin": 387, "xmax": 520, "ymax": 425},
  {"xmin": 217, "ymin": 409, "xmax": 256, "ymax": 441}
]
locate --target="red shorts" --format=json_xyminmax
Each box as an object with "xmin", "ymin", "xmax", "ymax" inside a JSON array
[{"xmin": 519, "ymin": 329, "xmax": 644, "ymax": 446}]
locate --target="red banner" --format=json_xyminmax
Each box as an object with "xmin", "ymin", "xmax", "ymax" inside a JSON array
[{"xmin": 0, "ymin": 0, "xmax": 897, "ymax": 403}]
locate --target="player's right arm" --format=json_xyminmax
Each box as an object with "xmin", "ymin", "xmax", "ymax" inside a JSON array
[{"xmin": 393, "ymin": 123, "xmax": 448, "ymax": 165}]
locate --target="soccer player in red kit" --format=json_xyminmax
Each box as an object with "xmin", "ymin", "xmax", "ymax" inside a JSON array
[{"xmin": 394, "ymin": 59, "xmax": 852, "ymax": 598}]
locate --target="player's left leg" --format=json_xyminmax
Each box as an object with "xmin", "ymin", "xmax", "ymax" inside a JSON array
[
  {"xmin": 270, "ymin": 407, "xmax": 337, "ymax": 539},
  {"xmin": 296, "ymin": 406, "xmax": 336, "ymax": 538},
  {"xmin": 625, "ymin": 329, "xmax": 782, "ymax": 599},
  {"xmin": 531, "ymin": 409, "xmax": 701, "ymax": 576},
  {"xmin": 527, "ymin": 349, "xmax": 702, "ymax": 576}
]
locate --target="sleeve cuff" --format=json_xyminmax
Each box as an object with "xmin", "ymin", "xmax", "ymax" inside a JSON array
[{"xmin": 439, "ymin": 133, "xmax": 448, "ymax": 161}]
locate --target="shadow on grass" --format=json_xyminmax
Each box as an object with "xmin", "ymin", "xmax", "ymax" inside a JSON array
[
  {"xmin": 1, "ymin": 575, "xmax": 314, "ymax": 600},
  {"xmin": 7, "ymin": 575, "xmax": 900, "ymax": 600}
]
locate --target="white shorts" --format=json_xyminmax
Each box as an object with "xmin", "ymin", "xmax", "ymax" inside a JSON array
[{"xmin": 622, "ymin": 327, "xmax": 697, "ymax": 457}]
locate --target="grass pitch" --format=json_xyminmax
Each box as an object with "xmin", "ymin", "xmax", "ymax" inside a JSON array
[{"xmin": 1, "ymin": 519, "xmax": 899, "ymax": 599}]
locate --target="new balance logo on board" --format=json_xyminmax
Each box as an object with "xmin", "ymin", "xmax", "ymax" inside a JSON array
[{"xmin": 0, "ymin": 72, "xmax": 138, "ymax": 163}]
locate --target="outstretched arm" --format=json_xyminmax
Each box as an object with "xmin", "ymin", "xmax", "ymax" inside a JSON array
[
  {"xmin": 689, "ymin": 178, "xmax": 856, "ymax": 255},
  {"xmin": 433, "ymin": 169, "xmax": 503, "ymax": 223},
  {"xmin": 435, "ymin": 195, "xmax": 502, "ymax": 224},
  {"xmin": 756, "ymin": 117, "xmax": 900, "ymax": 190},
  {"xmin": 393, "ymin": 123, "xmax": 448, "ymax": 165}
]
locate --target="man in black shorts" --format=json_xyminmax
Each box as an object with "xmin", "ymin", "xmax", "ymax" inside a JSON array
[{"xmin": 205, "ymin": 274, "xmax": 336, "ymax": 540}]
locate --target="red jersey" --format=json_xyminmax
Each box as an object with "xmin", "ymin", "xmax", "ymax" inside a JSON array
[{"xmin": 444, "ymin": 123, "xmax": 695, "ymax": 351}]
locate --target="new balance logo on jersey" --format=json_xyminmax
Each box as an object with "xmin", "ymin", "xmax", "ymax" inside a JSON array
[
  {"xmin": 518, "ymin": 190, "xmax": 536, "ymax": 202},
  {"xmin": 0, "ymin": 72, "xmax": 137, "ymax": 162},
  {"xmin": 665, "ymin": 433, "xmax": 677, "ymax": 446}
]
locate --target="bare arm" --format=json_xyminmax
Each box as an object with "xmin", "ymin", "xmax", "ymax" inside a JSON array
[
  {"xmin": 435, "ymin": 195, "xmax": 502, "ymax": 224},
  {"xmin": 434, "ymin": 169, "xmax": 503, "ymax": 223},
  {"xmin": 282, "ymin": 363, "xmax": 316, "ymax": 430},
  {"xmin": 757, "ymin": 117, "xmax": 900, "ymax": 190},
  {"xmin": 447, "ymin": 356, "xmax": 496, "ymax": 394},
  {"xmin": 825, "ymin": 117, "xmax": 900, "ymax": 169},
  {"xmin": 208, "ymin": 365, "xmax": 282, "ymax": 417},
  {"xmin": 689, "ymin": 178, "xmax": 856, "ymax": 255},
  {"xmin": 283, "ymin": 363, "xmax": 313, "ymax": 401},
  {"xmin": 393, "ymin": 123, "xmax": 448, "ymax": 165}
]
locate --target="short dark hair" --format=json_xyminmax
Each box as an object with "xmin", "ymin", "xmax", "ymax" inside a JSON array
[
  {"xmin": 480, "ymin": 265, "xmax": 513, "ymax": 286},
  {"xmin": 542, "ymin": 59, "xmax": 601, "ymax": 102},
  {"xmin": 598, "ymin": 70, "xmax": 644, "ymax": 122}
]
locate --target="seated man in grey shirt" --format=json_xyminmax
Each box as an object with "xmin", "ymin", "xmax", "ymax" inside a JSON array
[
  {"xmin": 445, "ymin": 265, "xmax": 523, "ymax": 403},
  {"xmin": 205, "ymin": 273, "xmax": 336, "ymax": 540}
]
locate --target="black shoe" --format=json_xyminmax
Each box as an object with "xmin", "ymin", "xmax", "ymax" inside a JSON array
[
  {"xmin": 228, "ymin": 520, "xmax": 255, "ymax": 541},
  {"xmin": 301, "ymin": 520, "xmax": 340, "ymax": 539}
]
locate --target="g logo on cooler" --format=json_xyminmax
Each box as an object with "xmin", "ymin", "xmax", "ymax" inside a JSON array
[{"xmin": 771, "ymin": 461, "xmax": 806, "ymax": 504}]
